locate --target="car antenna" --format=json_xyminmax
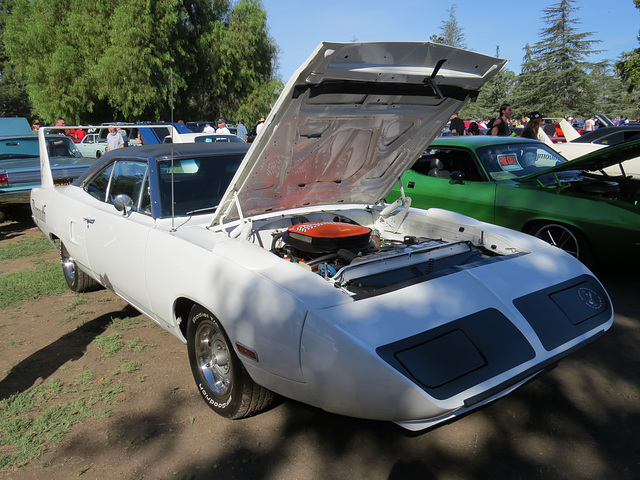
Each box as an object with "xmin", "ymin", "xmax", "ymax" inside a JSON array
[{"xmin": 169, "ymin": 68, "xmax": 176, "ymax": 232}]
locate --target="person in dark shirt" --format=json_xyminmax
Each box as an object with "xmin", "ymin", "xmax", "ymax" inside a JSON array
[
  {"xmin": 489, "ymin": 104, "xmax": 513, "ymax": 136},
  {"xmin": 468, "ymin": 122, "xmax": 480, "ymax": 135},
  {"xmin": 521, "ymin": 112, "xmax": 543, "ymax": 139},
  {"xmin": 449, "ymin": 113, "xmax": 466, "ymax": 135}
]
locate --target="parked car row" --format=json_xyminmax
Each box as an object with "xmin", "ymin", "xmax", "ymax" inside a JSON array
[{"xmin": 31, "ymin": 42, "xmax": 613, "ymax": 433}]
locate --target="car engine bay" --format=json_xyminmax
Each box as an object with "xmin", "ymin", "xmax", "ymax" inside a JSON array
[{"xmin": 268, "ymin": 214, "xmax": 501, "ymax": 298}]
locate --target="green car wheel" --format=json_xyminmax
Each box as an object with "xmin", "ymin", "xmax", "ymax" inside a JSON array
[{"xmin": 529, "ymin": 222, "xmax": 595, "ymax": 268}]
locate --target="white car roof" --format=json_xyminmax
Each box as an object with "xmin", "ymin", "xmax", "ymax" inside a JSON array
[{"xmin": 212, "ymin": 42, "xmax": 506, "ymax": 226}]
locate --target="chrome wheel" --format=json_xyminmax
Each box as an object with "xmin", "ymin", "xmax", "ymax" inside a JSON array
[
  {"xmin": 187, "ymin": 305, "xmax": 276, "ymax": 418},
  {"xmin": 62, "ymin": 254, "xmax": 78, "ymax": 283},
  {"xmin": 60, "ymin": 243, "xmax": 101, "ymax": 292},
  {"xmin": 533, "ymin": 223, "xmax": 579, "ymax": 258},
  {"xmin": 195, "ymin": 321, "xmax": 232, "ymax": 395}
]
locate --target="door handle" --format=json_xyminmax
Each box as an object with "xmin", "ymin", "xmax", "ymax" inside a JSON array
[{"xmin": 83, "ymin": 217, "xmax": 95, "ymax": 224}]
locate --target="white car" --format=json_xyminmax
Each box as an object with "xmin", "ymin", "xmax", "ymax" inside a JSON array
[
  {"xmin": 75, "ymin": 133, "xmax": 108, "ymax": 158},
  {"xmin": 166, "ymin": 132, "xmax": 246, "ymax": 143},
  {"xmin": 30, "ymin": 42, "xmax": 613, "ymax": 432},
  {"xmin": 540, "ymin": 120, "xmax": 640, "ymax": 177}
]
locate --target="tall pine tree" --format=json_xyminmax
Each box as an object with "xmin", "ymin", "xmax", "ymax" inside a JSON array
[
  {"xmin": 514, "ymin": 0, "xmax": 602, "ymax": 117},
  {"xmin": 429, "ymin": 5, "xmax": 466, "ymax": 49}
]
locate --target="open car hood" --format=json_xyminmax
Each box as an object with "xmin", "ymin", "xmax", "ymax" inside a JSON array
[
  {"xmin": 212, "ymin": 42, "xmax": 506, "ymax": 225},
  {"xmin": 536, "ymin": 138, "xmax": 640, "ymax": 175}
]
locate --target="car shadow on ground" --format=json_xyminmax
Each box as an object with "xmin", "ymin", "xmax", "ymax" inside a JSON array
[
  {"xmin": 0, "ymin": 304, "xmax": 140, "ymax": 400},
  {"xmin": 0, "ymin": 194, "xmax": 35, "ymax": 239}
]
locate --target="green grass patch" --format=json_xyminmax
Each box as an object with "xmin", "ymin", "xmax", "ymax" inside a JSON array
[
  {"xmin": 60, "ymin": 297, "xmax": 88, "ymax": 312},
  {"xmin": 122, "ymin": 361, "xmax": 142, "ymax": 373},
  {"xmin": 0, "ymin": 374, "xmax": 125, "ymax": 470},
  {"xmin": 0, "ymin": 262, "xmax": 68, "ymax": 308},
  {"xmin": 0, "ymin": 236, "xmax": 55, "ymax": 262},
  {"xmin": 95, "ymin": 333, "xmax": 125, "ymax": 356},
  {"xmin": 109, "ymin": 316, "xmax": 144, "ymax": 330}
]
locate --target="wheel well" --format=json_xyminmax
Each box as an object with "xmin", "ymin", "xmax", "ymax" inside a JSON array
[
  {"xmin": 174, "ymin": 297, "xmax": 197, "ymax": 340},
  {"xmin": 522, "ymin": 219, "xmax": 577, "ymax": 235},
  {"xmin": 49, "ymin": 234, "xmax": 62, "ymax": 253}
]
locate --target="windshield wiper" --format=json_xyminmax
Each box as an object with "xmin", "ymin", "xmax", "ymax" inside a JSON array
[{"xmin": 186, "ymin": 206, "xmax": 218, "ymax": 215}]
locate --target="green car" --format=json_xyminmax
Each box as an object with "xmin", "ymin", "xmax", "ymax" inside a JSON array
[{"xmin": 386, "ymin": 136, "xmax": 640, "ymax": 268}]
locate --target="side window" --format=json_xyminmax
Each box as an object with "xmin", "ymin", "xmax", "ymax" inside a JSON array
[
  {"xmin": 108, "ymin": 160, "xmax": 148, "ymax": 205},
  {"xmin": 84, "ymin": 160, "xmax": 149, "ymax": 211},
  {"xmin": 412, "ymin": 148, "xmax": 484, "ymax": 181},
  {"xmin": 595, "ymin": 131, "xmax": 623, "ymax": 145},
  {"xmin": 85, "ymin": 163, "xmax": 114, "ymax": 201}
]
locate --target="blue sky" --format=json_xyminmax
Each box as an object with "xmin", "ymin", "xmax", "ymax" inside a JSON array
[{"xmin": 260, "ymin": 0, "xmax": 640, "ymax": 82}]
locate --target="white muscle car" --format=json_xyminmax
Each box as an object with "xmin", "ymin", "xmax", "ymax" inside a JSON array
[{"xmin": 30, "ymin": 42, "xmax": 613, "ymax": 432}]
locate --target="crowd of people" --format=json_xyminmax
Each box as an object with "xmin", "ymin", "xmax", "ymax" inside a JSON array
[{"xmin": 448, "ymin": 104, "xmax": 637, "ymax": 138}]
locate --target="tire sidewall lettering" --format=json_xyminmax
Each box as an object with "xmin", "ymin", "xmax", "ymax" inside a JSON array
[{"xmin": 198, "ymin": 383, "xmax": 232, "ymax": 408}]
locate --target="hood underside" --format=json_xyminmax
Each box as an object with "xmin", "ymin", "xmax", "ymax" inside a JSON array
[{"xmin": 213, "ymin": 42, "xmax": 506, "ymax": 225}]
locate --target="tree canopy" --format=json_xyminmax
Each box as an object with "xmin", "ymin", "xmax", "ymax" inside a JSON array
[
  {"xmin": 2, "ymin": 0, "xmax": 281, "ymax": 125},
  {"xmin": 614, "ymin": 0, "xmax": 640, "ymax": 117}
]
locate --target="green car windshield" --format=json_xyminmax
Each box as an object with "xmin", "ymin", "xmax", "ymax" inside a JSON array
[{"xmin": 476, "ymin": 142, "xmax": 566, "ymax": 181}]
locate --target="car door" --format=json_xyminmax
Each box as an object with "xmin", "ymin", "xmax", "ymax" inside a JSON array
[
  {"xmin": 82, "ymin": 158, "xmax": 155, "ymax": 312},
  {"xmin": 397, "ymin": 147, "xmax": 498, "ymax": 224}
]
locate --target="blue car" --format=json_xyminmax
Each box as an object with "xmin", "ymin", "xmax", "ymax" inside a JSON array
[{"xmin": 0, "ymin": 120, "xmax": 96, "ymax": 195}]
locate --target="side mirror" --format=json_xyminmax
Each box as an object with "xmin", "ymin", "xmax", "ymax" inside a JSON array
[
  {"xmin": 113, "ymin": 194, "xmax": 134, "ymax": 216},
  {"xmin": 450, "ymin": 171, "xmax": 465, "ymax": 184}
]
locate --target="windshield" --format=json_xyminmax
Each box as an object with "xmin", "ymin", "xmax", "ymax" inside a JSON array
[
  {"xmin": 476, "ymin": 142, "xmax": 566, "ymax": 181},
  {"xmin": 0, "ymin": 135, "xmax": 81, "ymax": 161},
  {"xmin": 157, "ymin": 153, "xmax": 244, "ymax": 217}
]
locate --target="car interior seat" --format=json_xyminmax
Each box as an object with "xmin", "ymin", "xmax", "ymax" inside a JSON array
[{"xmin": 427, "ymin": 158, "xmax": 451, "ymax": 178}]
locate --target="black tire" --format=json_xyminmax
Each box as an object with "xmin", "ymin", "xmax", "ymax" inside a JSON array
[
  {"xmin": 528, "ymin": 222, "xmax": 595, "ymax": 267},
  {"xmin": 186, "ymin": 305, "xmax": 275, "ymax": 419},
  {"xmin": 61, "ymin": 244, "xmax": 101, "ymax": 292},
  {"xmin": 95, "ymin": 150, "xmax": 102, "ymax": 158}
]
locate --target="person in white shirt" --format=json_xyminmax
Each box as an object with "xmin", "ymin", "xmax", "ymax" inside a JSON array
[
  {"xmin": 216, "ymin": 118, "xmax": 230, "ymax": 134},
  {"xmin": 585, "ymin": 116, "xmax": 596, "ymax": 132},
  {"xmin": 106, "ymin": 127, "xmax": 124, "ymax": 152},
  {"xmin": 202, "ymin": 122, "xmax": 215, "ymax": 134},
  {"xmin": 255, "ymin": 117, "xmax": 265, "ymax": 136}
]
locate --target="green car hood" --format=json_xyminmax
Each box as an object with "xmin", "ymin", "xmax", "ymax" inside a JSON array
[{"xmin": 534, "ymin": 138, "xmax": 640, "ymax": 176}]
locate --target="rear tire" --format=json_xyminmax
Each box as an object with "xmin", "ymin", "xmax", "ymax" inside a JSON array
[
  {"xmin": 61, "ymin": 244, "xmax": 101, "ymax": 292},
  {"xmin": 187, "ymin": 305, "xmax": 275, "ymax": 419}
]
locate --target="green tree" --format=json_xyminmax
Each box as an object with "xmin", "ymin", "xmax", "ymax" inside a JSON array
[
  {"xmin": 461, "ymin": 46, "xmax": 514, "ymax": 121},
  {"xmin": 430, "ymin": 5, "xmax": 466, "ymax": 49},
  {"xmin": 514, "ymin": 0, "xmax": 602, "ymax": 117},
  {"xmin": 614, "ymin": 0, "xmax": 640, "ymax": 117},
  {"xmin": 0, "ymin": 0, "xmax": 31, "ymax": 117},
  {"xmin": 3, "ymin": 0, "xmax": 280, "ymax": 125}
]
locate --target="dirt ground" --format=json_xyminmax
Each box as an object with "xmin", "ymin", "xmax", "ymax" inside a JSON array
[{"xmin": 1, "ymin": 196, "xmax": 639, "ymax": 480}]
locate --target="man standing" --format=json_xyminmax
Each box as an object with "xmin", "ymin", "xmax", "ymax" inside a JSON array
[
  {"xmin": 585, "ymin": 115, "xmax": 596, "ymax": 132},
  {"xmin": 203, "ymin": 122, "xmax": 215, "ymax": 134},
  {"xmin": 449, "ymin": 113, "xmax": 466, "ymax": 135},
  {"xmin": 216, "ymin": 118, "xmax": 230, "ymax": 134},
  {"xmin": 106, "ymin": 127, "xmax": 124, "ymax": 152}
]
